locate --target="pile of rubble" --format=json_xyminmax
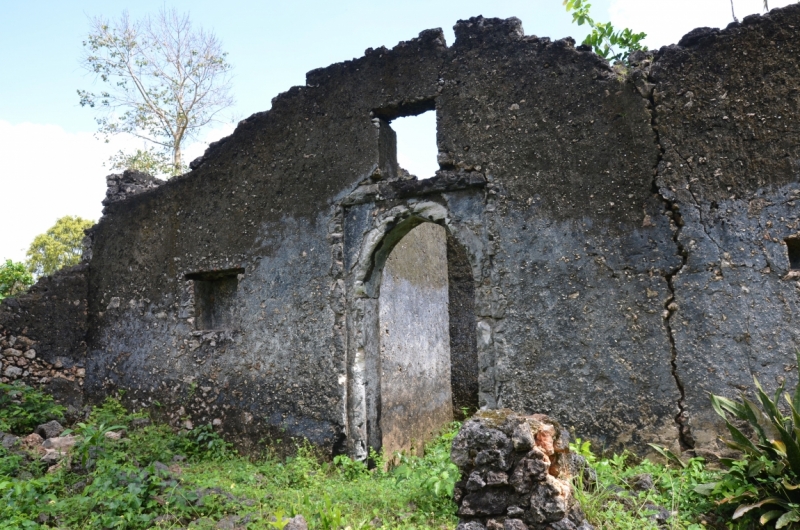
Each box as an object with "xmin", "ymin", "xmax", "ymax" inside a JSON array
[
  {"xmin": 0, "ymin": 419, "xmax": 125, "ymax": 474},
  {"xmin": 451, "ymin": 409, "xmax": 594, "ymax": 530}
]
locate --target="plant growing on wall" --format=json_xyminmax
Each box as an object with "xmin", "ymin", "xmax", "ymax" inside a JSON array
[
  {"xmin": 25, "ymin": 216, "xmax": 94, "ymax": 278},
  {"xmin": 0, "ymin": 260, "xmax": 33, "ymax": 300},
  {"xmin": 78, "ymin": 8, "xmax": 234, "ymax": 177},
  {"xmin": 563, "ymin": 0, "xmax": 647, "ymax": 63}
]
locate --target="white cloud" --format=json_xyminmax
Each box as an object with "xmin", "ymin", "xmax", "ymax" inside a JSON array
[
  {"xmin": 610, "ymin": 0, "xmax": 797, "ymax": 49},
  {"xmin": 0, "ymin": 121, "xmax": 235, "ymax": 263}
]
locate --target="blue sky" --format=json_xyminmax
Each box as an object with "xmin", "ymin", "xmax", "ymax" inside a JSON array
[{"xmin": 0, "ymin": 0, "xmax": 793, "ymax": 262}]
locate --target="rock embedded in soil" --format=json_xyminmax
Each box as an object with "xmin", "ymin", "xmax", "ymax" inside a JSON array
[
  {"xmin": 284, "ymin": 515, "xmax": 308, "ymax": 530},
  {"xmin": 35, "ymin": 420, "xmax": 65, "ymax": 439},
  {"xmin": 452, "ymin": 409, "xmax": 594, "ymax": 530}
]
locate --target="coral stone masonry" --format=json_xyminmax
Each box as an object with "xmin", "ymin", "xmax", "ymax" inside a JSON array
[
  {"xmin": 1, "ymin": 6, "xmax": 800, "ymax": 459},
  {"xmin": 451, "ymin": 410, "xmax": 592, "ymax": 530}
]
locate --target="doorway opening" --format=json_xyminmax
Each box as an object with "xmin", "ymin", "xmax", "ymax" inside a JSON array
[{"xmin": 367, "ymin": 218, "xmax": 477, "ymax": 459}]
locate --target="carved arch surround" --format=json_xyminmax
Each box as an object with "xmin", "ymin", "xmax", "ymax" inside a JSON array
[{"xmin": 341, "ymin": 198, "xmax": 483, "ymax": 459}]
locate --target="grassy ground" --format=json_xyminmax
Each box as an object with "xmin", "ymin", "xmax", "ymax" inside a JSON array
[
  {"xmin": 0, "ymin": 384, "xmax": 742, "ymax": 529},
  {"xmin": 570, "ymin": 439, "xmax": 732, "ymax": 530},
  {"xmin": 0, "ymin": 392, "xmax": 459, "ymax": 529}
]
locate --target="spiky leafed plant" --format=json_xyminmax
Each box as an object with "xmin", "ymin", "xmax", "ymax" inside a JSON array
[{"xmin": 704, "ymin": 352, "xmax": 800, "ymax": 528}]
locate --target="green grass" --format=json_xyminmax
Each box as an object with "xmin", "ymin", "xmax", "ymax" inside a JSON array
[
  {"xmin": 0, "ymin": 391, "xmax": 459, "ymax": 529},
  {"xmin": 0, "ymin": 383, "xmax": 760, "ymax": 530},
  {"xmin": 571, "ymin": 439, "xmax": 739, "ymax": 530}
]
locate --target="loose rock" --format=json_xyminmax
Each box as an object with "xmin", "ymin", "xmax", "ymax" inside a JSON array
[
  {"xmin": 284, "ymin": 515, "xmax": 308, "ymax": 530},
  {"xmin": 35, "ymin": 420, "xmax": 65, "ymax": 439}
]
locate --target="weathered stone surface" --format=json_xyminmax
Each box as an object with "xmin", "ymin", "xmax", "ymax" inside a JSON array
[
  {"xmin": 0, "ymin": 263, "xmax": 88, "ymax": 402},
  {"xmin": 645, "ymin": 3, "xmax": 800, "ymax": 454},
  {"xmin": 42, "ymin": 435, "xmax": 78, "ymax": 450},
  {"xmin": 104, "ymin": 430, "xmax": 124, "ymax": 441},
  {"xmin": 102, "ymin": 170, "xmax": 164, "ymax": 209},
  {"xmin": 22, "ymin": 433, "xmax": 44, "ymax": 449},
  {"xmin": 452, "ymin": 410, "xmax": 592, "ymax": 530},
  {"xmin": 35, "ymin": 420, "xmax": 65, "ymax": 440},
  {"xmin": 41, "ymin": 449, "xmax": 66, "ymax": 465},
  {"xmin": 284, "ymin": 515, "xmax": 308, "ymax": 530},
  {"xmin": 1, "ymin": 433, "xmax": 19, "ymax": 449},
  {"xmin": 130, "ymin": 418, "xmax": 152, "ymax": 430},
  {"xmin": 3, "ymin": 365, "xmax": 22, "ymax": 377}
]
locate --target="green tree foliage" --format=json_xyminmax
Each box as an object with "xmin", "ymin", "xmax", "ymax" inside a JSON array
[
  {"xmin": 563, "ymin": 0, "xmax": 647, "ymax": 63},
  {"xmin": 0, "ymin": 260, "xmax": 33, "ymax": 300},
  {"xmin": 107, "ymin": 146, "xmax": 175, "ymax": 176},
  {"xmin": 25, "ymin": 216, "xmax": 94, "ymax": 278},
  {"xmin": 78, "ymin": 8, "xmax": 234, "ymax": 177}
]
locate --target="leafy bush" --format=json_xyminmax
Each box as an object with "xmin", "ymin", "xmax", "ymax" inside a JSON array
[
  {"xmin": 573, "ymin": 439, "xmax": 720, "ymax": 530},
  {"xmin": 333, "ymin": 454, "xmax": 369, "ymax": 480},
  {"xmin": 0, "ymin": 259, "xmax": 33, "ymax": 300},
  {"xmin": 173, "ymin": 423, "xmax": 234, "ymax": 461},
  {"xmin": 0, "ymin": 382, "xmax": 64, "ymax": 434},
  {"xmin": 698, "ymin": 352, "xmax": 800, "ymax": 528},
  {"xmin": 72, "ymin": 422, "xmax": 125, "ymax": 467},
  {"xmin": 393, "ymin": 422, "xmax": 461, "ymax": 500}
]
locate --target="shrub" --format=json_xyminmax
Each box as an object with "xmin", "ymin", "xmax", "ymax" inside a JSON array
[
  {"xmin": 173, "ymin": 423, "xmax": 234, "ymax": 461},
  {"xmin": 0, "ymin": 382, "xmax": 64, "ymax": 434}
]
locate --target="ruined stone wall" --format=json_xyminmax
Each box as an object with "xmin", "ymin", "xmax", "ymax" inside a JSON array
[
  {"xmin": 648, "ymin": 8, "xmax": 800, "ymax": 452},
  {"xmin": 84, "ymin": 31, "xmax": 448, "ymax": 455},
  {"xmin": 60, "ymin": 4, "xmax": 800, "ymax": 457},
  {"xmin": 0, "ymin": 264, "xmax": 88, "ymax": 408},
  {"xmin": 436, "ymin": 17, "xmax": 682, "ymax": 454}
]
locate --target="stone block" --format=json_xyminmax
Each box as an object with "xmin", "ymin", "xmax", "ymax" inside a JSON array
[{"xmin": 35, "ymin": 420, "xmax": 65, "ymax": 440}]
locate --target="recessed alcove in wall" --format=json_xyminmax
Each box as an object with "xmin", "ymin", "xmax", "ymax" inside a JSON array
[
  {"xmin": 786, "ymin": 237, "xmax": 800, "ymax": 270},
  {"xmin": 185, "ymin": 268, "xmax": 244, "ymax": 330}
]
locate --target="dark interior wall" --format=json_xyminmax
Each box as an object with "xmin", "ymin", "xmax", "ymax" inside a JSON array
[
  {"xmin": 650, "ymin": 4, "xmax": 800, "ymax": 451},
  {"xmin": 447, "ymin": 230, "xmax": 478, "ymax": 415},
  {"xmin": 85, "ymin": 29, "xmax": 448, "ymax": 454}
]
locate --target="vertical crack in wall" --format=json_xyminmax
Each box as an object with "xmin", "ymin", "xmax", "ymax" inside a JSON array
[{"xmin": 637, "ymin": 61, "xmax": 695, "ymax": 451}]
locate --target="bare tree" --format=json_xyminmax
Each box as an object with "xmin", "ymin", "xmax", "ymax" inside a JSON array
[{"xmin": 78, "ymin": 9, "xmax": 234, "ymax": 176}]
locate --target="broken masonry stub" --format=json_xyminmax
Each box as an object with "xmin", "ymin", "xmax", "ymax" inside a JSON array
[
  {"xmin": 103, "ymin": 169, "xmax": 164, "ymax": 208},
  {"xmin": 451, "ymin": 409, "xmax": 594, "ymax": 530},
  {"xmin": 677, "ymin": 26, "xmax": 719, "ymax": 47},
  {"xmin": 453, "ymin": 16, "xmax": 525, "ymax": 48}
]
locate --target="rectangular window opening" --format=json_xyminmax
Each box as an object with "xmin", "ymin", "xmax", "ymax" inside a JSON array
[
  {"xmin": 391, "ymin": 110, "xmax": 438, "ymax": 181},
  {"xmin": 786, "ymin": 238, "xmax": 800, "ymax": 270},
  {"xmin": 185, "ymin": 268, "xmax": 244, "ymax": 330}
]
